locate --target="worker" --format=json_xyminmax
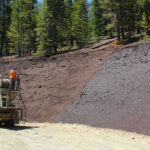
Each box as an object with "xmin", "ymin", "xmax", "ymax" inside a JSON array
[{"xmin": 10, "ymin": 66, "xmax": 17, "ymax": 90}]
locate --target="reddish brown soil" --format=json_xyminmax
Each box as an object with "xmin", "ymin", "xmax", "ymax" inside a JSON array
[{"xmin": 0, "ymin": 46, "xmax": 113, "ymax": 122}]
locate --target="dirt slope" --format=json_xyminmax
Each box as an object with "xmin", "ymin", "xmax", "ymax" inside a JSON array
[
  {"xmin": 0, "ymin": 123, "xmax": 150, "ymax": 150},
  {"xmin": 0, "ymin": 45, "xmax": 113, "ymax": 122},
  {"xmin": 55, "ymin": 40, "xmax": 150, "ymax": 136}
]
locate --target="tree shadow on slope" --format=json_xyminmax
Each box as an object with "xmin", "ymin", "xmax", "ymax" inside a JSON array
[{"xmin": 120, "ymin": 34, "xmax": 143, "ymax": 45}]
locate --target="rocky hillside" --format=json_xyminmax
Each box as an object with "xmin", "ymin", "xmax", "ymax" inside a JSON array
[{"xmin": 55, "ymin": 40, "xmax": 150, "ymax": 136}]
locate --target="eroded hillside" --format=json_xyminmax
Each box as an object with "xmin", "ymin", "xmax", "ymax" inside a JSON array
[{"xmin": 0, "ymin": 44, "xmax": 113, "ymax": 122}]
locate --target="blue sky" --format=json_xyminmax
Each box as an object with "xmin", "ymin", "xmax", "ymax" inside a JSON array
[{"xmin": 38, "ymin": 0, "xmax": 92, "ymax": 3}]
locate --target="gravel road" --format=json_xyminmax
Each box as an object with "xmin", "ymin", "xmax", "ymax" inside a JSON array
[{"xmin": 0, "ymin": 123, "xmax": 150, "ymax": 150}]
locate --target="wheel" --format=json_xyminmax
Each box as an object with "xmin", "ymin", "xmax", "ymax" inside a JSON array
[{"xmin": 4, "ymin": 120, "xmax": 15, "ymax": 127}]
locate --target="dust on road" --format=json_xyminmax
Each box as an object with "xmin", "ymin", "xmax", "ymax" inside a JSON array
[{"xmin": 0, "ymin": 123, "xmax": 150, "ymax": 150}]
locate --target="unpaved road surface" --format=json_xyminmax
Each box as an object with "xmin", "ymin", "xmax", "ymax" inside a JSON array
[
  {"xmin": 0, "ymin": 123, "xmax": 150, "ymax": 150},
  {"xmin": 55, "ymin": 41, "xmax": 150, "ymax": 135}
]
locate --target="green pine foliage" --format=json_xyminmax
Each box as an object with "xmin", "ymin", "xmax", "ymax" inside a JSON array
[
  {"xmin": 0, "ymin": 0, "xmax": 12, "ymax": 56},
  {"xmin": 71, "ymin": 0, "xmax": 88, "ymax": 47},
  {"xmin": 142, "ymin": 0, "xmax": 150, "ymax": 34},
  {"xmin": 7, "ymin": 0, "xmax": 23, "ymax": 56},
  {"xmin": 8, "ymin": 0, "xmax": 37, "ymax": 56},
  {"xmin": 23, "ymin": 0, "xmax": 37, "ymax": 56},
  {"xmin": 101, "ymin": 0, "xmax": 143, "ymax": 41},
  {"xmin": 64, "ymin": 0, "xmax": 73, "ymax": 46},
  {"xmin": 0, "ymin": 0, "xmax": 150, "ymax": 57},
  {"xmin": 91, "ymin": 0, "xmax": 105, "ymax": 38},
  {"xmin": 36, "ymin": 0, "xmax": 65, "ymax": 57}
]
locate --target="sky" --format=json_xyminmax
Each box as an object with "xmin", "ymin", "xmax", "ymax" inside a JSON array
[{"xmin": 38, "ymin": 0, "xmax": 92, "ymax": 3}]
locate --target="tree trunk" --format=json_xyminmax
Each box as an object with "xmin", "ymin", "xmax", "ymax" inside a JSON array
[
  {"xmin": 53, "ymin": 22, "xmax": 57, "ymax": 54},
  {"xmin": 109, "ymin": 29, "xmax": 113, "ymax": 38},
  {"xmin": 116, "ymin": 6, "xmax": 121, "ymax": 41},
  {"xmin": 70, "ymin": 35, "xmax": 73, "ymax": 46},
  {"xmin": 137, "ymin": 26, "xmax": 141, "ymax": 34},
  {"xmin": 121, "ymin": 29, "xmax": 125, "ymax": 39},
  {"xmin": 117, "ymin": 23, "xmax": 120, "ymax": 41},
  {"xmin": 0, "ymin": 43, "xmax": 3, "ymax": 57},
  {"xmin": 54, "ymin": 44, "xmax": 57, "ymax": 54},
  {"xmin": 5, "ymin": 41, "xmax": 8, "ymax": 56}
]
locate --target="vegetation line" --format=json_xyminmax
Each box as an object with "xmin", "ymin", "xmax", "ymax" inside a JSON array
[{"xmin": 0, "ymin": 0, "xmax": 150, "ymax": 57}]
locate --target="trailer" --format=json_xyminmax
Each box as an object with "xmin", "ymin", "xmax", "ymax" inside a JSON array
[{"xmin": 0, "ymin": 77, "xmax": 25, "ymax": 127}]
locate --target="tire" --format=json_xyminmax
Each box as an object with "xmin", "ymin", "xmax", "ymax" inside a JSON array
[{"xmin": 4, "ymin": 120, "xmax": 15, "ymax": 127}]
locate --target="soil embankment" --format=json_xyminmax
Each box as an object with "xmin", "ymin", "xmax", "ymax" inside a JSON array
[
  {"xmin": 1, "ymin": 40, "xmax": 150, "ymax": 148},
  {"xmin": 55, "ymin": 40, "xmax": 150, "ymax": 136},
  {"xmin": 0, "ymin": 44, "xmax": 113, "ymax": 122}
]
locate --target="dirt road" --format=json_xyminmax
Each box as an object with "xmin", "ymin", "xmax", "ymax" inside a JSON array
[{"xmin": 0, "ymin": 123, "xmax": 150, "ymax": 150}]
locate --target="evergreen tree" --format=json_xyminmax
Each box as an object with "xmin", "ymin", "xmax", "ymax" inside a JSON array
[
  {"xmin": 122, "ymin": 0, "xmax": 137, "ymax": 38},
  {"xmin": 8, "ymin": 0, "xmax": 24, "ymax": 56},
  {"xmin": 0, "ymin": 0, "xmax": 12, "ymax": 56},
  {"xmin": 104, "ymin": 0, "xmax": 138, "ymax": 40},
  {"xmin": 1, "ymin": 0, "xmax": 150, "ymax": 58},
  {"xmin": 142, "ymin": 0, "xmax": 150, "ymax": 33},
  {"xmin": 23, "ymin": 0, "xmax": 37, "ymax": 55},
  {"xmin": 36, "ymin": 0, "xmax": 65, "ymax": 56},
  {"xmin": 8, "ymin": 0, "xmax": 37, "ymax": 56},
  {"xmin": 64, "ymin": 0, "xmax": 73, "ymax": 46},
  {"xmin": 71, "ymin": 0, "xmax": 88, "ymax": 47},
  {"xmin": 91, "ymin": 0, "xmax": 105, "ymax": 38},
  {"xmin": 135, "ymin": 0, "xmax": 143, "ymax": 34},
  {"xmin": 103, "ymin": 1, "xmax": 115, "ymax": 38}
]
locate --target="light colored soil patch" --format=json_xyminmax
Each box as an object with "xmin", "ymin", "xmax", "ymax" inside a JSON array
[{"xmin": 0, "ymin": 123, "xmax": 150, "ymax": 150}]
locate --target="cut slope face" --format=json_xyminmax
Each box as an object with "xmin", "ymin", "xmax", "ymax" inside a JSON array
[
  {"xmin": 55, "ymin": 41, "xmax": 150, "ymax": 136},
  {"xmin": 0, "ymin": 46, "xmax": 113, "ymax": 122}
]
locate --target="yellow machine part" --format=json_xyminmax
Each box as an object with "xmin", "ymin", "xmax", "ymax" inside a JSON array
[{"xmin": 0, "ymin": 113, "xmax": 11, "ymax": 121}]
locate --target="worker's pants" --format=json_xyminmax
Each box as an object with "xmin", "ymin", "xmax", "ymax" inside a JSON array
[{"xmin": 10, "ymin": 78, "xmax": 16, "ymax": 90}]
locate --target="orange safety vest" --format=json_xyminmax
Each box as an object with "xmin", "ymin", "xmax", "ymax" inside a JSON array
[{"xmin": 10, "ymin": 70, "xmax": 17, "ymax": 79}]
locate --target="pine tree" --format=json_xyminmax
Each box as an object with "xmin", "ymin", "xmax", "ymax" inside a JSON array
[
  {"xmin": 36, "ymin": 0, "xmax": 65, "ymax": 56},
  {"xmin": 91, "ymin": 0, "xmax": 105, "ymax": 38},
  {"xmin": 141, "ymin": 12, "xmax": 149, "ymax": 33},
  {"xmin": 64, "ymin": 0, "xmax": 73, "ymax": 46},
  {"xmin": 23, "ymin": 0, "xmax": 37, "ymax": 55},
  {"xmin": 122, "ymin": 0, "xmax": 137, "ymax": 38},
  {"xmin": 142, "ymin": 0, "xmax": 150, "ymax": 34},
  {"xmin": 103, "ymin": 1, "xmax": 115, "ymax": 38},
  {"xmin": 135, "ymin": 0, "xmax": 143, "ymax": 34},
  {"xmin": 0, "ymin": 0, "xmax": 12, "ymax": 56},
  {"xmin": 8, "ymin": 0, "xmax": 37, "ymax": 56},
  {"xmin": 8, "ymin": 0, "xmax": 23, "ymax": 56},
  {"xmin": 71, "ymin": 0, "xmax": 88, "ymax": 47},
  {"xmin": 104, "ymin": 0, "xmax": 138, "ymax": 40}
]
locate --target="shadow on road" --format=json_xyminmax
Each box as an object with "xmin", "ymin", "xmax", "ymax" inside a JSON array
[{"xmin": 0, "ymin": 125, "xmax": 38, "ymax": 131}]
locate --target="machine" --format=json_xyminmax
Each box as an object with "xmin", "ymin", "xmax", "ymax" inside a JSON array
[{"xmin": 0, "ymin": 77, "xmax": 25, "ymax": 127}]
